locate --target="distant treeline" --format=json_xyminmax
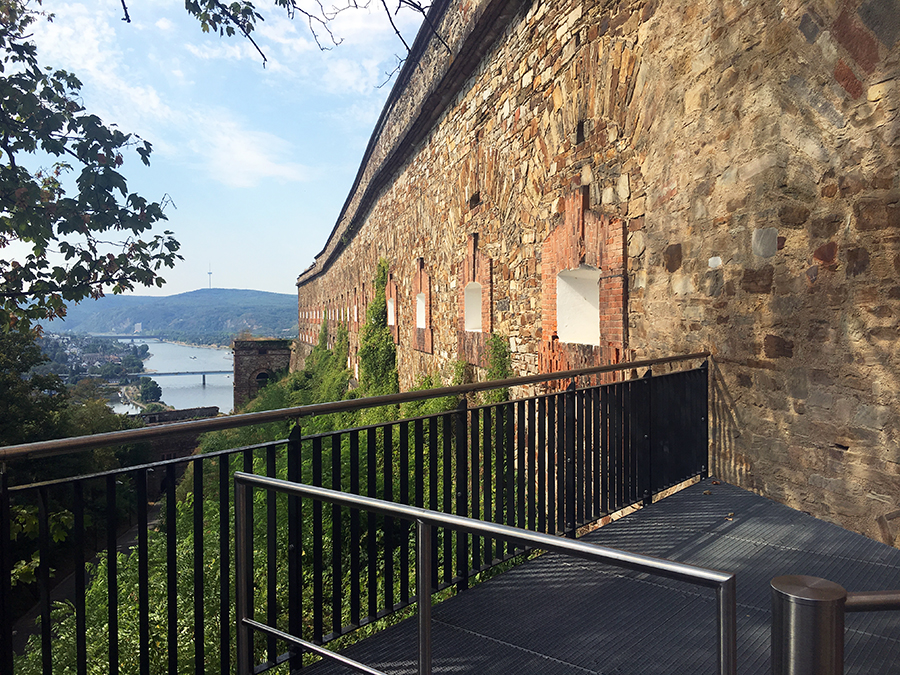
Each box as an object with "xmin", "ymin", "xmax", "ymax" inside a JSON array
[{"xmin": 44, "ymin": 288, "xmax": 299, "ymax": 340}]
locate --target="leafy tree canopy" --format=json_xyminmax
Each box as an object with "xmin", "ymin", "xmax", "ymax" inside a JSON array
[{"xmin": 0, "ymin": 1, "xmax": 181, "ymax": 329}]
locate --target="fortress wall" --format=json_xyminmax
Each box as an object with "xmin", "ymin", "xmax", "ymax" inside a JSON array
[{"xmin": 297, "ymin": 0, "xmax": 900, "ymax": 543}]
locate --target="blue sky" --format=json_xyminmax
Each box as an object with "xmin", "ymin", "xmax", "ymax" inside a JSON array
[{"xmin": 28, "ymin": 0, "xmax": 423, "ymax": 297}]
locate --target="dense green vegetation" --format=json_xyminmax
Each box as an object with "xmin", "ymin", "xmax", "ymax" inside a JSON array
[{"xmin": 14, "ymin": 262, "xmax": 514, "ymax": 673}]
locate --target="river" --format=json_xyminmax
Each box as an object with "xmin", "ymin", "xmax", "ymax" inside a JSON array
[{"xmin": 112, "ymin": 339, "xmax": 234, "ymax": 414}]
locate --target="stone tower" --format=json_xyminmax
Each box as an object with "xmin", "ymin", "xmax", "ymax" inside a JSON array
[{"xmin": 232, "ymin": 338, "xmax": 292, "ymax": 411}]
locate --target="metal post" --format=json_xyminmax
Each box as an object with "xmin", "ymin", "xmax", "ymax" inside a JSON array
[
  {"xmin": 287, "ymin": 424, "xmax": 303, "ymax": 673},
  {"xmin": 640, "ymin": 368, "xmax": 652, "ymax": 506},
  {"xmin": 235, "ymin": 479, "xmax": 253, "ymax": 675},
  {"xmin": 700, "ymin": 360, "xmax": 710, "ymax": 480},
  {"xmin": 417, "ymin": 519, "xmax": 433, "ymax": 675},
  {"xmin": 565, "ymin": 380, "xmax": 576, "ymax": 538},
  {"xmin": 0, "ymin": 465, "xmax": 12, "ymax": 675},
  {"xmin": 771, "ymin": 575, "xmax": 846, "ymax": 675},
  {"xmin": 717, "ymin": 575, "xmax": 737, "ymax": 675},
  {"xmin": 455, "ymin": 397, "xmax": 469, "ymax": 591}
]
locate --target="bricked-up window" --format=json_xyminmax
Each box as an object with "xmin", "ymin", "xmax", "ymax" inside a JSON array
[
  {"xmin": 557, "ymin": 266, "xmax": 600, "ymax": 346},
  {"xmin": 540, "ymin": 190, "xmax": 627, "ymax": 378},
  {"xmin": 464, "ymin": 282, "xmax": 483, "ymax": 332},
  {"xmin": 385, "ymin": 273, "xmax": 399, "ymax": 344},
  {"xmin": 412, "ymin": 257, "xmax": 433, "ymax": 353},
  {"xmin": 416, "ymin": 294, "xmax": 426, "ymax": 328},
  {"xmin": 457, "ymin": 233, "xmax": 492, "ymax": 366}
]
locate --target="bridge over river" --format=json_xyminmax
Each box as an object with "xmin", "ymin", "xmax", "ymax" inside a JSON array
[{"xmin": 145, "ymin": 370, "xmax": 232, "ymax": 385}]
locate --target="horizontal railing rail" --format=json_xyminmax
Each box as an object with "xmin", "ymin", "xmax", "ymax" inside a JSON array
[
  {"xmin": 0, "ymin": 354, "xmax": 710, "ymax": 675},
  {"xmin": 0, "ymin": 352, "xmax": 709, "ymax": 462},
  {"xmin": 235, "ymin": 473, "xmax": 737, "ymax": 675},
  {"xmin": 845, "ymin": 589, "xmax": 900, "ymax": 612}
]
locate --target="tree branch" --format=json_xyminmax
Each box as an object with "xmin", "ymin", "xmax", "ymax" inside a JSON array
[
  {"xmin": 211, "ymin": 0, "xmax": 268, "ymax": 66},
  {"xmin": 380, "ymin": 0, "xmax": 410, "ymax": 52}
]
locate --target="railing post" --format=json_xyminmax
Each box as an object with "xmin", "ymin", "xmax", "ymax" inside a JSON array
[
  {"xmin": 718, "ymin": 575, "xmax": 737, "ymax": 675},
  {"xmin": 235, "ymin": 477, "xmax": 253, "ymax": 675},
  {"xmin": 0, "ymin": 464, "xmax": 12, "ymax": 675},
  {"xmin": 417, "ymin": 519, "xmax": 433, "ymax": 675},
  {"xmin": 700, "ymin": 360, "xmax": 710, "ymax": 479},
  {"xmin": 454, "ymin": 397, "xmax": 469, "ymax": 591},
  {"xmin": 565, "ymin": 379, "xmax": 576, "ymax": 538},
  {"xmin": 287, "ymin": 424, "xmax": 303, "ymax": 673},
  {"xmin": 771, "ymin": 575, "xmax": 845, "ymax": 675},
  {"xmin": 640, "ymin": 368, "xmax": 653, "ymax": 507}
]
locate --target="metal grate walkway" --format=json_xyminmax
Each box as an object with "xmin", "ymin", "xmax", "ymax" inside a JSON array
[{"xmin": 304, "ymin": 480, "xmax": 900, "ymax": 674}]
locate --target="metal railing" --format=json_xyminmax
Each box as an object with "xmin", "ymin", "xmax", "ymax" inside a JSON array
[
  {"xmin": 771, "ymin": 575, "xmax": 900, "ymax": 674},
  {"xmin": 235, "ymin": 474, "xmax": 737, "ymax": 675},
  {"xmin": 0, "ymin": 352, "xmax": 709, "ymax": 674}
]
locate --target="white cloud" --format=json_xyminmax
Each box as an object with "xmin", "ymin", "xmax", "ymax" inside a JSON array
[
  {"xmin": 188, "ymin": 114, "xmax": 311, "ymax": 188},
  {"xmin": 155, "ymin": 17, "xmax": 175, "ymax": 31},
  {"xmin": 28, "ymin": 3, "xmax": 312, "ymax": 190}
]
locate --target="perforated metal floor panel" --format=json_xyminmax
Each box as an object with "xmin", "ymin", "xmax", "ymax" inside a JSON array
[{"xmin": 301, "ymin": 480, "xmax": 900, "ymax": 674}]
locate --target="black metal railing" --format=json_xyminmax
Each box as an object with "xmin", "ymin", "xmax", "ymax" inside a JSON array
[{"xmin": 0, "ymin": 353, "xmax": 709, "ymax": 674}]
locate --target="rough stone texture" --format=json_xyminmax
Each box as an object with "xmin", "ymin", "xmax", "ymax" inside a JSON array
[
  {"xmin": 296, "ymin": 0, "xmax": 900, "ymax": 545},
  {"xmin": 232, "ymin": 339, "xmax": 292, "ymax": 410}
]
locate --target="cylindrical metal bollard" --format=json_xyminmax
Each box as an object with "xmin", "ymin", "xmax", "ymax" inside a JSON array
[{"xmin": 771, "ymin": 575, "xmax": 846, "ymax": 675}]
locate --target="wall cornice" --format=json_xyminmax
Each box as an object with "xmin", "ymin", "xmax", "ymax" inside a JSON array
[{"xmin": 296, "ymin": 0, "xmax": 530, "ymax": 288}]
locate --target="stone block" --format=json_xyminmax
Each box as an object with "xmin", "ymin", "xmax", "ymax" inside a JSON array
[
  {"xmin": 739, "ymin": 154, "xmax": 779, "ymax": 181},
  {"xmin": 799, "ymin": 13, "xmax": 820, "ymax": 43},
  {"xmin": 787, "ymin": 75, "xmax": 846, "ymax": 128},
  {"xmin": 845, "ymin": 247, "xmax": 870, "ymax": 276},
  {"xmin": 839, "ymin": 175, "xmax": 866, "ymax": 197},
  {"xmin": 832, "ymin": 9, "xmax": 879, "ymax": 73},
  {"xmin": 858, "ymin": 0, "xmax": 900, "ymax": 47},
  {"xmin": 809, "ymin": 214, "xmax": 842, "ymax": 238},
  {"xmin": 627, "ymin": 231, "xmax": 645, "ymax": 257},
  {"xmin": 671, "ymin": 271, "xmax": 694, "ymax": 296},
  {"xmin": 663, "ymin": 243, "xmax": 682, "ymax": 272},
  {"xmin": 854, "ymin": 201, "xmax": 900, "ymax": 230},
  {"xmin": 808, "ymin": 388, "xmax": 834, "ymax": 409},
  {"xmin": 616, "ymin": 173, "xmax": 630, "ymax": 201},
  {"xmin": 752, "ymin": 228, "xmax": 779, "ymax": 257},
  {"xmin": 813, "ymin": 241, "xmax": 838, "ymax": 264},
  {"xmin": 764, "ymin": 334, "xmax": 794, "ymax": 358},
  {"xmin": 834, "ymin": 59, "xmax": 864, "ymax": 99},
  {"xmin": 778, "ymin": 205, "xmax": 811, "ymax": 228},
  {"xmin": 834, "ymin": 397, "xmax": 857, "ymax": 424},
  {"xmin": 868, "ymin": 78, "xmax": 897, "ymax": 102},
  {"xmin": 853, "ymin": 404, "xmax": 893, "ymax": 430},
  {"xmin": 741, "ymin": 265, "xmax": 774, "ymax": 293}
]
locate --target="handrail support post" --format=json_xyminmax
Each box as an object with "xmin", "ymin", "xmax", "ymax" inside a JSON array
[
  {"xmin": 417, "ymin": 519, "xmax": 433, "ymax": 675},
  {"xmin": 717, "ymin": 575, "xmax": 737, "ymax": 675},
  {"xmin": 771, "ymin": 575, "xmax": 845, "ymax": 675},
  {"xmin": 235, "ymin": 478, "xmax": 253, "ymax": 675}
]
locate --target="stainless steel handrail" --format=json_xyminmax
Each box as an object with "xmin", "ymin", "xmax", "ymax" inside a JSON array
[
  {"xmin": 771, "ymin": 575, "xmax": 900, "ymax": 674},
  {"xmin": 234, "ymin": 471, "xmax": 736, "ymax": 675},
  {"xmin": 0, "ymin": 352, "xmax": 709, "ymax": 462},
  {"xmin": 845, "ymin": 589, "xmax": 900, "ymax": 612}
]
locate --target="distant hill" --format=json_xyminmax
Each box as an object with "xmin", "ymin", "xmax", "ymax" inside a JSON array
[{"xmin": 45, "ymin": 289, "xmax": 298, "ymax": 343}]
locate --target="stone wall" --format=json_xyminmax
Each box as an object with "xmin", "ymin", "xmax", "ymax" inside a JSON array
[
  {"xmin": 232, "ymin": 339, "xmax": 293, "ymax": 410},
  {"xmin": 297, "ymin": 0, "xmax": 900, "ymax": 545}
]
